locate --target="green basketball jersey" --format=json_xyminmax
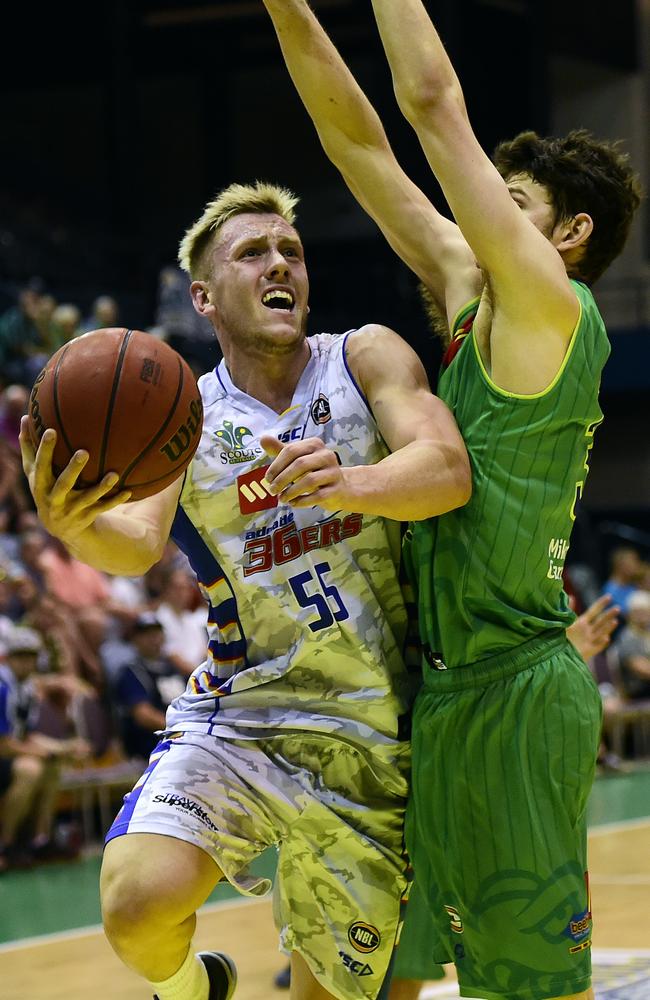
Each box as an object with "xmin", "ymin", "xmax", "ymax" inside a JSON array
[{"xmin": 412, "ymin": 280, "xmax": 610, "ymax": 669}]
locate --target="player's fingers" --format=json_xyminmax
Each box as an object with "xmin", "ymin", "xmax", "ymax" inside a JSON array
[
  {"xmin": 584, "ymin": 594, "xmax": 612, "ymax": 620},
  {"xmin": 270, "ymin": 451, "xmax": 337, "ymax": 497},
  {"xmin": 30, "ymin": 428, "xmax": 59, "ymax": 496},
  {"xmin": 260, "ymin": 433, "xmax": 284, "ymax": 460},
  {"xmin": 48, "ymin": 450, "xmax": 92, "ymax": 504},
  {"xmin": 265, "ymin": 437, "xmax": 324, "ymax": 488},
  {"xmin": 280, "ymin": 468, "xmax": 333, "ymax": 504},
  {"xmin": 70, "ymin": 491, "xmax": 133, "ymax": 533},
  {"xmin": 70, "ymin": 472, "xmax": 122, "ymax": 513},
  {"xmin": 18, "ymin": 416, "xmax": 36, "ymax": 475}
]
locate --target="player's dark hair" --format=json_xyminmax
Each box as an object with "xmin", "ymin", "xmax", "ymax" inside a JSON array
[{"xmin": 493, "ymin": 130, "xmax": 643, "ymax": 284}]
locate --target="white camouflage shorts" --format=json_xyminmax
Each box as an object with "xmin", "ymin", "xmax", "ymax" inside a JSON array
[{"xmin": 106, "ymin": 730, "xmax": 410, "ymax": 1000}]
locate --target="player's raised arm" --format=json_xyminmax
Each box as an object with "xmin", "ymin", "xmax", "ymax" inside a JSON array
[
  {"xmin": 369, "ymin": 1, "xmax": 582, "ymax": 353},
  {"xmin": 19, "ymin": 419, "xmax": 180, "ymax": 576},
  {"xmin": 262, "ymin": 325, "xmax": 471, "ymax": 521},
  {"xmin": 262, "ymin": 0, "xmax": 479, "ymax": 327}
]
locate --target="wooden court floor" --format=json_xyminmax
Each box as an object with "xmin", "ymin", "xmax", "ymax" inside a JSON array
[{"xmin": 1, "ymin": 818, "xmax": 648, "ymax": 1000}]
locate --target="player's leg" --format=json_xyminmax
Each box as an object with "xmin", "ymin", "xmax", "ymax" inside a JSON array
[
  {"xmin": 408, "ymin": 635, "xmax": 602, "ymax": 1000},
  {"xmin": 101, "ymin": 832, "xmax": 222, "ymax": 981},
  {"xmin": 387, "ymin": 979, "xmax": 423, "ymax": 1000},
  {"xmin": 272, "ymin": 733, "xmax": 410, "ymax": 1000},
  {"xmin": 101, "ymin": 733, "xmax": 280, "ymax": 999},
  {"xmin": 290, "ymin": 951, "xmax": 338, "ymax": 999}
]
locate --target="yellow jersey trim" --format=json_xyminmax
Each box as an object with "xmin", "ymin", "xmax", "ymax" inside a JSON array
[
  {"xmin": 471, "ymin": 297, "xmax": 584, "ymax": 400},
  {"xmin": 451, "ymin": 296, "xmax": 481, "ymax": 338}
]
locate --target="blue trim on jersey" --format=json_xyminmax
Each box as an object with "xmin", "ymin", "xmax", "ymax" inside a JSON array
[
  {"xmin": 207, "ymin": 637, "xmax": 248, "ymax": 662},
  {"xmin": 342, "ymin": 331, "xmax": 373, "ymax": 414},
  {"xmin": 207, "ymin": 597, "xmax": 238, "ymax": 630},
  {"xmin": 171, "ymin": 504, "xmax": 250, "ymax": 731},
  {"xmin": 104, "ymin": 738, "xmax": 172, "ymax": 844}
]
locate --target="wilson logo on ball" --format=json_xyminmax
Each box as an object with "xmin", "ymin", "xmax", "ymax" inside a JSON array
[
  {"xmin": 348, "ymin": 923, "xmax": 381, "ymax": 954},
  {"xmin": 159, "ymin": 397, "xmax": 203, "ymax": 463}
]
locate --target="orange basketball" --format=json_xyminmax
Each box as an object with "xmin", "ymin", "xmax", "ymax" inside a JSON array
[{"xmin": 28, "ymin": 328, "xmax": 203, "ymax": 501}]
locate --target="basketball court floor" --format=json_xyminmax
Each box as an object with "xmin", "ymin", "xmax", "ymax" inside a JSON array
[{"xmin": 1, "ymin": 768, "xmax": 649, "ymax": 1000}]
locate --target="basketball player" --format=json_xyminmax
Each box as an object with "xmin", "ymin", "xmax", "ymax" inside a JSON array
[
  {"xmin": 19, "ymin": 182, "xmax": 472, "ymax": 1000},
  {"xmin": 262, "ymin": 3, "xmax": 642, "ymax": 998}
]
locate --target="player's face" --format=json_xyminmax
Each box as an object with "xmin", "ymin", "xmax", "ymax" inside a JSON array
[
  {"xmin": 202, "ymin": 213, "xmax": 309, "ymax": 356},
  {"xmin": 506, "ymin": 173, "xmax": 563, "ymax": 243}
]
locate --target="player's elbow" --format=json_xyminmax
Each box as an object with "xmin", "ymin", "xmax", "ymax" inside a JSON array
[
  {"xmin": 396, "ymin": 80, "xmax": 464, "ymax": 131},
  {"xmin": 440, "ymin": 448, "xmax": 472, "ymax": 515}
]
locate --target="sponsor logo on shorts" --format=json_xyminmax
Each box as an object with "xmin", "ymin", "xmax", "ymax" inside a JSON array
[
  {"xmin": 339, "ymin": 951, "xmax": 373, "ymax": 976},
  {"xmin": 152, "ymin": 793, "xmax": 218, "ymax": 832},
  {"xmin": 444, "ymin": 905, "xmax": 464, "ymax": 934},
  {"xmin": 563, "ymin": 871, "xmax": 592, "ymax": 952},
  {"xmin": 348, "ymin": 922, "xmax": 381, "ymax": 954},
  {"xmin": 237, "ymin": 465, "xmax": 278, "ymax": 514}
]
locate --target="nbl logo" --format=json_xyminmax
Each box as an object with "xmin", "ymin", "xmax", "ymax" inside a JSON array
[
  {"xmin": 237, "ymin": 465, "xmax": 278, "ymax": 514},
  {"xmin": 348, "ymin": 922, "xmax": 381, "ymax": 954}
]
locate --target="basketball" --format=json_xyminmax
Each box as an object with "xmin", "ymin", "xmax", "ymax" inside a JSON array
[{"xmin": 27, "ymin": 328, "xmax": 203, "ymax": 502}]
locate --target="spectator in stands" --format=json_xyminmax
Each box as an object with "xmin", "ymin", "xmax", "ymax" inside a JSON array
[
  {"xmin": 39, "ymin": 535, "xmax": 110, "ymax": 610},
  {"xmin": 113, "ymin": 613, "xmax": 187, "ymax": 762},
  {"xmin": 0, "ymin": 384, "xmax": 29, "ymax": 453},
  {"xmin": 0, "ymin": 438, "xmax": 29, "ymax": 552},
  {"xmin": 0, "ymin": 626, "xmax": 89, "ymax": 870},
  {"xmin": 16, "ymin": 527, "xmax": 48, "ymax": 591},
  {"xmin": 602, "ymin": 546, "xmax": 643, "ymax": 617},
  {"xmin": 614, "ymin": 590, "xmax": 650, "ymax": 700},
  {"xmin": 80, "ymin": 295, "xmax": 120, "ymax": 334},
  {"xmin": 154, "ymin": 567, "xmax": 208, "ymax": 676},
  {"xmin": 51, "ymin": 303, "xmax": 82, "ymax": 345},
  {"xmin": 0, "ymin": 277, "xmax": 46, "ymax": 386}
]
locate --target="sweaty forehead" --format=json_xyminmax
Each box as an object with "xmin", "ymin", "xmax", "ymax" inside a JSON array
[{"xmin": 217, "ymin": 213, "xmax": 301, "ymax": 253}]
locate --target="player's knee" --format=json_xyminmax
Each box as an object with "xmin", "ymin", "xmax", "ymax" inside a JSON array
[{"xmin": 101, "ymin": 843, "xmax": 174, "ymax": 948}]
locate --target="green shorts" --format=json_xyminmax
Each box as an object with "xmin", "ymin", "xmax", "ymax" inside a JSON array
[
  {"xmin": 406, "ymin": 633, "xmax": 602, "ymax": 1000},
  {"xmin": 392, "ymin": 877, "xmax": 445, "ymax": 981}
]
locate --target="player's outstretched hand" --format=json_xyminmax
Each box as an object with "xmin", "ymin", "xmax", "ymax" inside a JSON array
[
  {"xmin": 261, "ymin": 434, "xmax": 348, "ymax": 511},
  {"xmin": 567, "ymin": 594, "xmax": 620, "ymax": 661},
  {"xmin": 19, "ymin": 417, "xmax": 132, "ymax": 543}
]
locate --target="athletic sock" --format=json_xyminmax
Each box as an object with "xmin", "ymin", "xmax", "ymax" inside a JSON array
[{"xmin": 149, "ymin": 945, "xmax": 210, "ymax": 1000}]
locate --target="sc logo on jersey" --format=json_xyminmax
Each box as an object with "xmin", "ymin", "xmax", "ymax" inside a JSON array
[
  {"xmin": 339, "ymin": 952, "xmax": 374, "ymax": 977},
  {"xmin": 348, "ymin": 922, "xmax": 381, "ymax": 954}
]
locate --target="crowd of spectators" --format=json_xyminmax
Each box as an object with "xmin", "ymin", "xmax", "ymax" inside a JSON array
[{"xmin": 0, "ymin": 274, "xmax": 215, "ymax": 873}]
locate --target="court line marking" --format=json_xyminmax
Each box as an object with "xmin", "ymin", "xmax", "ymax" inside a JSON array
[
  {"xmin": 589, "ymin": 816, "xmax": 650, "ymax": 836},
  {"xmin": 0, "ymin": 896, "xmax": 270, "ymax": 954},
  {"xmin": 1, "ymin": 816, "xmax": 647, "ymax": 955}
]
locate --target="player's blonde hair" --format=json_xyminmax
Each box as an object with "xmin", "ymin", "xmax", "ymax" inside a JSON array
[{"xmin": 178, "ymin": 181, "xmax": 300, "ymax": 278}]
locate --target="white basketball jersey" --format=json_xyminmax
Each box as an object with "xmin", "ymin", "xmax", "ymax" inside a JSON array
[{"xmin": 166, "ymin": 333, "xmax": 410, "ymax": 749}]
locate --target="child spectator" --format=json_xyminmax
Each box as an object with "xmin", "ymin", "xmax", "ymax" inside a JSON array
[{"xmin": 602, "ymin": 546, "xmax": 643, "ymax": 618}]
